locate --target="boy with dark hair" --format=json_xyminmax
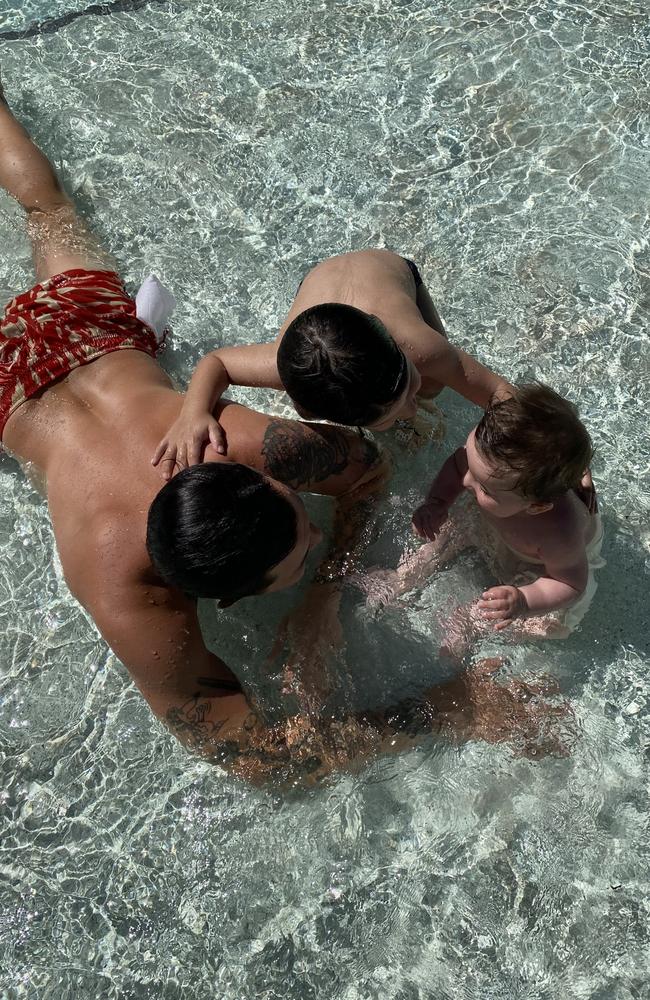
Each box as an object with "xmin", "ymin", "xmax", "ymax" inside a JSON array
[
  {"xmin": 151, "ymin": 249, "xmax": 511, "ymax": 477},
  {"xmin": 371, "ymin": 385, "xmax": 603, "ymax": 638},
  {"xmin": 276, "ymin": 303, "xmax": 408, "ymax": 427}
]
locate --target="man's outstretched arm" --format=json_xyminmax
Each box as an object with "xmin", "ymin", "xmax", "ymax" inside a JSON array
[
  {"xmin": 92, "ymin": 580, "xmax": 572, "ymax": 783},
  {"xmin": 89, "ymin": 577, "xmax": 305, "ymax": 778},
  {"xmin": 259, "ymin": 417, "xmax": 390, "ymax": 574}
]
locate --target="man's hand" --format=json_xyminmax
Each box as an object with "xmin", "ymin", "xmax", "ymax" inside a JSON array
[
  {"xmin": 458, "ymin": 659, "xmax": 574, "ymax": 758},
  {"xmin": 412, "ymin": 498, "xmax": 449, "ymax": 540},
  {"xmin": 477, "ymin": 585, "xmax": 527, "ymax": 630},
  {"xmin": 152, "ymin": 408, "xmax": 227, "ymax": 480}
]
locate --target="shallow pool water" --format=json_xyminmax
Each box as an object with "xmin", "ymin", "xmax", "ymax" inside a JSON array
[{"xmin": 0, "ymin": 1, "xmax": 648, "ymax": 997}]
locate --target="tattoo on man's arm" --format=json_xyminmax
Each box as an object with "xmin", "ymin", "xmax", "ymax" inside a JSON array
[
  {"xmin": 197, "ymin": 675, "xmax": 242, "ymax": 693},
  {"xmin": 261, "ymin": 420, "xmax": 351, "ymax": 489},
  {"xmin": 165, "ymin": 696, "xmax": 237, "ymax": 759},
  {"xmin": 164, "ymin": 696, "xmax": 314, "ymax": 776}
]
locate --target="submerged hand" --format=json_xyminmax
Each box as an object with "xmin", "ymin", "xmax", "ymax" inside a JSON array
[
  {"xmin": 412, "ymin": 498, "xmax": 449, "ymax": 540},
  {"xmin": 460, "ymin": 659, "xmax": 574, "ymax": 758},
  {"xmin": 269, "ymin": 586, "xmax": 344, "ymax": 716},
  {"xmin": 152, "ymin": 410, "xmax": 227, "ymax": 480},
  {"xmin": 477, "ymin": 585, "xmax": 527, "ymax": 630}
]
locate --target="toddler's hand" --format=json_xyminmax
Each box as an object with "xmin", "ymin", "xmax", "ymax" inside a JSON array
[
  {"xmin": 152, "ymin": 410, "xmax": 227, "ymax": 480},
  {"xmin": 477, "ymin": 586, "xmax": 527, "ymax": 630},
  {"xmin": 412, "ymin": 498, "xmax": 449, "ymax": 540}
]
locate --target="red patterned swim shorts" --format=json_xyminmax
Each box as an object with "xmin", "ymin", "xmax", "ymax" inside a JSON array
[{"xmin": 0, "ymin": 268, "xmax": 161, "ymax": 440}]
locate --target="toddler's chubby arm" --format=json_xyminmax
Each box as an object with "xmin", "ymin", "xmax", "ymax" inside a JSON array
[
  {"xmin": 479, "ymin": 518, "xmax": 590, "ymax": 630},
  {"xmin": 412, "ymin": 447, "xmax": 467, "ymax": 539},
  {"xmin": 152, "ymin": 342, "xmax": 280, "ymax": 478}
]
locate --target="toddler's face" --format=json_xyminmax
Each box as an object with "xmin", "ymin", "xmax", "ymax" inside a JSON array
[{"xmin": 463, "ymin": 430, "xmax": 534, "ymax": 518}]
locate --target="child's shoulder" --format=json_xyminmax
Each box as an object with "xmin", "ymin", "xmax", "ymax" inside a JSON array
[{"xmin": 537, "ymin": 492, "xmax": 590, "ymax": 554}]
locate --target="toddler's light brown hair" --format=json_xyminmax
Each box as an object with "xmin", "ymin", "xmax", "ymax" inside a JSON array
[{"xmin": 474, "ymin": 383, "xmax": 593, "ymax": 502}]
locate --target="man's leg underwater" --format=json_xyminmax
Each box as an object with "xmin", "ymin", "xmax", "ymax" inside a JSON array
[{"xmin": 0, "ymin": 77, "xmax": 113, "ymax": 281}]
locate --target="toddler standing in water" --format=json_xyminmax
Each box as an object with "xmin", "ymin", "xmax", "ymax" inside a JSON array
[{"xmin": 375, "ymin": 384, "xmax": 603, "ymax": 640}]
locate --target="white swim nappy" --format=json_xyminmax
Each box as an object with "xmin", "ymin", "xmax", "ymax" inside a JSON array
[
  {"xmin": 135, "ymin": 274, "xmax": 176, "ymax": 343},
  {"xmin": 507, "ymin": 514, "xmax": 605, "ymax": 633},
  {"xmin": 557, "ymin": 514, "xmax": 605, "ymax": 630},
  {"xmin": 482, "ymin": 511, "xmax": 606, "ymax": 634}
]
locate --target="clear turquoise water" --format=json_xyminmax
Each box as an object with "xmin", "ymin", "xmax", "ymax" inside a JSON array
[{"xmin": 0, "ymin": 1, "xmax": 648, "ymax": 997}]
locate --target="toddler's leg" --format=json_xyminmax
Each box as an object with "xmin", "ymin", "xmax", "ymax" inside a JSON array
[
  {"xmin": 502, "ymin": 616, "xmax": 571, "ymax": 641},
  {"xmin": 439, "ymin": 600, "xmax": 492, "ymax": 661}
]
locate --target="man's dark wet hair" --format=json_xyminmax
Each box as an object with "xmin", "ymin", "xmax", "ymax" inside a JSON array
[
  {"xmin": 475, "ymin": 382, "xmax": 593, "ymax": 502},
  {"xmin": 277, "ymin": 303, "xmax": 408, "ymax": 425},
  {"xmin": 146, "ymin": 464, "xmax": 298, "ymax": 601}
]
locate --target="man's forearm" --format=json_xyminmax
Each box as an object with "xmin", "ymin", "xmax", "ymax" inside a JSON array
[{"xmin": 313, "ymin": 450, "xmax": 391, "ymax": 586}]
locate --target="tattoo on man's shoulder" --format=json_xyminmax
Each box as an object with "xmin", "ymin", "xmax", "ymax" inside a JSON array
[{"xmin": 261, "ymin": 420, "xmax": 351, "ymax": 489}]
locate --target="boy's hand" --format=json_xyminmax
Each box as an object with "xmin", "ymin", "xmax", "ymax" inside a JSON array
[
  {"xmin": 152, "ymin": 409, "xmax": 227, "ymax": 480},
  {"xmin": 412, "ymin": 498, "xmax": 449, "ymax": 540},
  {"xmin": 477, "ymin": 586, "xmax": 527, "ymax": 630}
]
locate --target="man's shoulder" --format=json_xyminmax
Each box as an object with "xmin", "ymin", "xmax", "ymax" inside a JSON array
[
  {"xmin": 260, "ymin": 419, "xmax": 383, "ymax": 495},
  {"xmin": 60, "ymin": 502, "xmax": 152, "ymax": 613},
  {"xmin": 212, "ymin": 402, "xmax": 384, "ymax": 498}
]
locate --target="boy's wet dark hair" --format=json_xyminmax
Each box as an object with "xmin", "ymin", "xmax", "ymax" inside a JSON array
[
  {"xmin": 475, "ymin": 382, "xmax": 593, "ymax": 502},
  {"xmin": 277, "ymin": 303, "xmax": 408, "ymax": 426},
  {"xmin": 146, "ymin": 464, "xmax": 297, "ymax": 601}
]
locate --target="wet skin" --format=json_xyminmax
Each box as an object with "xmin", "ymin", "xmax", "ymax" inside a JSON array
[
  {"xmin": 0, "ymin": 86, "xmax": 571, "ymax": 778},
  {"xmin": 210, "ymin": 249, "xmax": 510, "ymax": 414}
]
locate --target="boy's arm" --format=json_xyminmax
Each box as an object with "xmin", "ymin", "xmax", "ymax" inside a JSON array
[
  {"xmin": 152, "ymin": 342, "xmax": 281, "ymax": 477},
  {"xmin": 417, "ymin": 327, "xmax": 511, "ymax": 408},
  {"xmin": 518, "ymin": 538, "xmax": 588, "ymax": 613},
  {"xmin": 412, "ymin": 447, "xmax": 467, "ymax": 540},
  {"xmin": 213, "ymin": 341, "xmax": 283, "ymax": 390}
]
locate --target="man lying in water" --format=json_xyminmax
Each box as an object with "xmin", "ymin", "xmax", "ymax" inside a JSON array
[
  {"xmin": 0, "ymin": 79, "xmax": 570, "ymax": 780},
  {"xmin": 151, "ymin": 249, "xmax": 512, "ymax": 475}
]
